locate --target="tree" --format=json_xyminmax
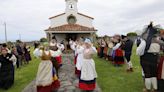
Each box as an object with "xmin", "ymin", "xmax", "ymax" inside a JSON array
[
  {"xmin": 127, "ymin": 32, "xmax": 137, "ymax": 37},
  {"xmin": 40, "ymin": 37, "xmax": 47, "ymax": 42}
]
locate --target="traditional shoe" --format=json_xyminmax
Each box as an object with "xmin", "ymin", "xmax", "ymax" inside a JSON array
[
  {"xmin": 130, "ymin": 68, "xmax": 134, "ymax": 72},
  {"xmin": 143, "ymin": 89, "xmax": 151, "ymax": 92},
  {"xmin": 126, "ymin": 69, "xmax": 130, "ymax": 72},
  {"xmin": 152, "ymin": 89, "xmax": 157, "ymax": 92}
]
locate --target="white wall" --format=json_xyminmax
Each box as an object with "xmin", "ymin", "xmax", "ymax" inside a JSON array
[
  {"xmin": 53, "ymin": 34, "xmax": 66, "ymax": 43},
  {"xmin": 50, "ymin": 13, "xmax": 93, "ymax": 28}
]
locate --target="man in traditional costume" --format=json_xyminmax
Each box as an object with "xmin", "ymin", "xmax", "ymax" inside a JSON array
[
  {"xmin": 33, "ymin": 42, "xmax": 61, "ymax": 92},
  {"xmin": 0, "ymin": 48, "xmax": 17, "ymax": 90},
  {"xmin": 121, "ymin": 35, "xmax": 134, "ymax": 72},
  {"xmin": 137, "ymin": 22, "xmax": 160, "ymax": 92}
]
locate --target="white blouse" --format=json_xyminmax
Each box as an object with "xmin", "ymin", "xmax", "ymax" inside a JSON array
[{"xmin": 33, "ymin": 48, "xmax": 62, "ymax": 58}]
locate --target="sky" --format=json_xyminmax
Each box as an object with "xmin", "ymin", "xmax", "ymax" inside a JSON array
[{"xmin": 0, "ymin": 0, "xmax": 164, "ymax": 42}]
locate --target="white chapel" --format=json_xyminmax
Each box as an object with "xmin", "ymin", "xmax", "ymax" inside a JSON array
[{"xmin": 45, "ymin": 0, "xmax": 97, "ymax": 42}]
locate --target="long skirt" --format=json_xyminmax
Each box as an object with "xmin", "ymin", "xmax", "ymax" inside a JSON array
[
  {"xmin": 97, "ymin": 47, "xmax": 101, "ymax": 57},
  {"xmin": 103, "ymin": 47, "xmax": 108, "ymax": 59},
  {"xmin": 79, "ymin": 78, "xmax": 96, "ymax": 91},
  {"xmin": 74, "ymin": 55, "xmax": 78, "ymax": 65},
  {"xmin": 36, "ymin": 61, "xmax": 60, "ymax": 92},
  {"xmin": 24, "ymin": 52, "xmax": 31, "ymax": 62},
  {"xmin": 158, "ymin": 55, "xmax": 164, "ymax": 79},
  {"xmin": 55, "ymin": 56, "xmax": 62, "ymax": 67},
  {"xmin": 140, "ymin": 53, "xmax": 158, "ymax": 78},
  {"xmin": 100, "ymin": 47, "xmax": 104, "ymax": 58},
  {"xmin": 74, "ymin": 55, "xmax": 80, "ymax": 77},
  {"xmin": 114, "ymin": 49, "xmax": 124, "ymax": 65},
  {"xmin": 0, "ymin": 64, "xmax": 14, "ymax": 89}
]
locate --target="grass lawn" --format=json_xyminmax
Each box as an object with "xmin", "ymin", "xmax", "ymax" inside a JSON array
[
  {"xmin": 94, "ymin": 46, "xmax": 144, "ymax": 92},
  {"xmin": 0, "ymin": 46, "xmax": 144, "ymax": 92}
]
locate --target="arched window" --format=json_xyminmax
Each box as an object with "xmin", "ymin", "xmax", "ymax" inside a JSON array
[{"xmin": 67, "ymin": 15, "xmax": 76, "ymax": 24}]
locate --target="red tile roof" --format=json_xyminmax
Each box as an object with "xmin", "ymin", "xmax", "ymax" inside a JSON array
[{"xmin": 45, "ymin": 24, "xmax": 97, "ymax": 32}]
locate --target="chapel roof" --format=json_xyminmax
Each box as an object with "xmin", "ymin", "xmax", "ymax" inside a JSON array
[
  {"xmin": 45, "ymin": 24, "xmax": 97, "ymax": 32},
  {"xmin": 49, "ymin": 12, "xmax": 94, "ymax": 19}
]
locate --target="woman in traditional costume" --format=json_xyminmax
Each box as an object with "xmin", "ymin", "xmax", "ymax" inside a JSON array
[
  {"xmin": 23, "ymin": 43, "xmax": 31, "ymax": 64},
  {"xmin": 158, "ymin": 52, "xmax": 164, "ymax": 92},
  {"xmin": 33, "ymin": 43, "xmax": 61, "ymax": 92},
  {"xmin": 78, "ymin": 38, "xmax": 97, "ymax": 92},
  {"xmin": 107, "ymin": 40, "xmax": 114, "ymax": 61},
  {"xmin": 0, "ymin": 48, "xmax": 17, "ymax": 90},
  {"xmin": 70, "ymin": 39, "xmax": 84, "ymax": 77},
  {"xmin": 157, "ymin": 35, "xmax": 164, "ymax": 92},
  {"xmin": 103, "ymin": 42, "xmax": 108, "ymax": 60},
  {"xmin": 99, "ymin": 39, "xmax": 106, "ymax": 58},
  {"xmin": 113, "ymin": 39, "xmax": 125, "ymax": 67}
]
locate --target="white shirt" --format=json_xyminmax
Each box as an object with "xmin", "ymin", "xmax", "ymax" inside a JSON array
[{"xmin": 136, "ymin": 39, "xmax": 146, "ymax": 56}]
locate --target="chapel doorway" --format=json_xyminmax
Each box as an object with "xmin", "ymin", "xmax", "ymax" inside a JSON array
[{"xmin": 65, "ymin": 33, "xmax": 77, "ymax": 50}]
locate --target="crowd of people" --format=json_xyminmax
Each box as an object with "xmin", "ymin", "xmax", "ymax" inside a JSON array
[
  {"xmin": 0, "ymin": 22, "xmax": 163, "ymax": 92},
  {"xmin": 97, "ymin": 34, "xmax": 134, "ymax": 72},
  {"xmin": 0, "ymin": 41, "xmax": 32, "ymax": 90},
  {"xmin": 97, "ymin": 22, "xmax": 164, "ymax": 92},
  {"xmin": 32, "ymin": 38, "xmax": 98, "ymax": 92}
]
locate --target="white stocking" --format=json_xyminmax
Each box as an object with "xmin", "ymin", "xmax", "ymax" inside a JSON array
[
  {"xmin": 129, "ymin": 61, "xmax": 133, "ymax": 68},
  {"xmin": 151, "ymin": 77, "xmax": 157, "ymax": 90},
  {"xmin": 145, "ymin": 78, "xmax": 151, "ymax": 90}
]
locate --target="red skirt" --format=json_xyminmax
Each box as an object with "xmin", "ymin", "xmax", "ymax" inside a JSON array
[
  {"xmin": 75, "ymin": 67, "xmax": 81, "ymax": 77},
  {"xmin": 158, "ymin": 56, "xmax": 164, "ymax": 79},
  {"xmin": 114, "ymin": 49, "xmax": 124, "ymax": 65},
  {"xmin": 74, "ymin": 55, "xmax": 78, "ymax": 64},
  {"xmin": 37, "ymin": 80, "xmax": 60, "ymax": 92},
  {"xmin": 79, "ymin": 78, "xmax": 96, "ymax": 91},
  {"xmin": 55, "ymin": 56, "xmax": 62, "ymax": 65},
  {"xmin": 97, "ymin": 47, "xmax": 101, "ymax": 56}
]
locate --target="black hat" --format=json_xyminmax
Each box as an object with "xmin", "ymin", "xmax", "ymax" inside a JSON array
[{"xmin": 121, "ymin": 35, "xmax": 127, "ymax": 39}]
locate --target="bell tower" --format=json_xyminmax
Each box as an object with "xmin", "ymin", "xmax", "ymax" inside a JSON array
[{"xmin": 65, "ymin": 0, "xmax": 78, "ymax": 13}]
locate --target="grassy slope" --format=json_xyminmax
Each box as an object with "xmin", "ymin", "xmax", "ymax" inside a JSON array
[{"xmin": 94, "ymin": 46, "xmax": 144, "ymax": 92}]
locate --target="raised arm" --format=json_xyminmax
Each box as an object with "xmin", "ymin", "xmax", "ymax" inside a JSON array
[
  {"xmin": 33, "ymin": 48, "xmax": 42, "ymax": 58},
  {"xmin": 136, "ymin": 39, "xmax": 146, "ymax": 56},
  {"xmin": 50, "ymin": 49, "xmax": 62, "ymax": 57},
  {"xmin": 113, "ymin": 43, "xmax": 121, "ymax": 50}
]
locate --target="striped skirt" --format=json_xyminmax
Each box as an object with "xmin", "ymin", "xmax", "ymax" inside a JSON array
[{"xmin": 79, "ymin": 78, "xmax": 96, "ymax": 91}]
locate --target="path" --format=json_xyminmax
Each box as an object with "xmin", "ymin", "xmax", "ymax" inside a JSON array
[{"xmin": 22, "ymin": 54, "xmax": 101, "ymax": 92}]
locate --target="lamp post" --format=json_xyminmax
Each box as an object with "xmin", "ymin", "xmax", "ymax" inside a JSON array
[{"xmin": 4, "ymin": 22, "xmax": 7, "ymax": 43}]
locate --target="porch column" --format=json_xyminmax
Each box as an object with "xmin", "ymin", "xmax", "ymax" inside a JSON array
[{"xmin": 49, "ymin": 33, "xmax": 53, "ymax": 41}]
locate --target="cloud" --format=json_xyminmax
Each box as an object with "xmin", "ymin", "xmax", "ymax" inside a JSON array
[{"xmin": 0, "ymin": 0, "xmax": 163, "ymax": 42}]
